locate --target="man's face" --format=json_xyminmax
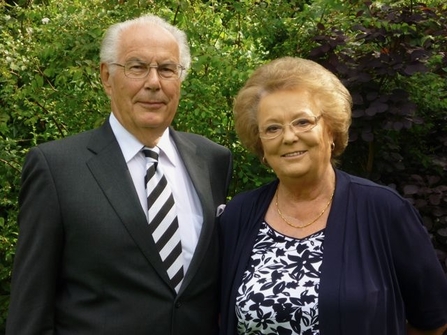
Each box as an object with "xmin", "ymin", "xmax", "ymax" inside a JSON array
[{"xmin": 101, "ymin": 23, "xmax": 181, "ymax": 142}]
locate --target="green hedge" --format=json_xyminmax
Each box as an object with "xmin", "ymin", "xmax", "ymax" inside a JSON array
[{"xmin": 1, "ymin": 0, "xmax": 446, "ymax": 332}]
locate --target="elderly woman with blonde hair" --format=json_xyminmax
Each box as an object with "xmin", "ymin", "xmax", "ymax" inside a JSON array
[{"xmin": 219, "ymin": 57, "xmax": 447, "ymax": 335}]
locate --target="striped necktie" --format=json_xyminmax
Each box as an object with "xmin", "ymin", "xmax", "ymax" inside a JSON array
[{"xmin": 143, "ymin": 147, "xmax": 184, "ymax": 292}]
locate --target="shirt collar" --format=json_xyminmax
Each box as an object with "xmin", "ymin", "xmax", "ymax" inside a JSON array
[
  {"xmin": 109, "ymin": 113, "xmax": 177, "ymax": 167},
  {"xmin": 156, "ymin": 127, "xmax": 177, "ymax": 168},
  {"xmin": 109, "ymin": 113, "xmax": 142, "ymax": 164}
]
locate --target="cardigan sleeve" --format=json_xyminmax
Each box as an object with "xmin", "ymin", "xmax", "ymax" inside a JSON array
[
  {"xmin": 320, "ymin": 170, "xmax": 447, "ymax": 334},
  {"xmin": 389, "ymin": 199, "xmax": 447, "ymax": 329}
]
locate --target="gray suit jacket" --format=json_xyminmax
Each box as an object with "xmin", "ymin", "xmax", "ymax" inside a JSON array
[{"xmin": 6, "ymin": 120, "xmax": 232, "ymax": 335}]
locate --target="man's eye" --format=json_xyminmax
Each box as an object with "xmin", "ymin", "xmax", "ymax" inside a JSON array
[
  {"xmin": 158, "ymin": 65, "xmax": 176, "ymax": 74},
  {"xmin": 127, "ymin": 63, "xmax": 146, "ymax": 72}
]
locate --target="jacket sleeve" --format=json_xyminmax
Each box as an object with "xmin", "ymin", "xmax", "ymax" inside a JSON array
[{"xmin": 6, "ymin": 147, "xmax": 62, "ymax": 334}]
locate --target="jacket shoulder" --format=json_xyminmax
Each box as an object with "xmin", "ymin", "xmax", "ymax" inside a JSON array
[
  {"xmin": 338, "ymin": 170, "xmax": 406, "ymax": 205},
  {"xmin": 221, "ymin": 181, "xmax": 277, "ymax": 225},
  {"xmin": 174, "ymin": 130, "xmax": 230, "ymax": 154}
]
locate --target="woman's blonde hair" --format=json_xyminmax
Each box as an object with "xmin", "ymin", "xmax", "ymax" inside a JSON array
[{"xmin": 233, "ymin": 57, "xmax": 352, "ymax": 165}]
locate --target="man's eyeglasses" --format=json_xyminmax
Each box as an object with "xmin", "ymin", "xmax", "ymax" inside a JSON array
[
  {"xmin": 259, "ymin": 115, "xmax": 322, "ymax": 140},
  {"xmin": 110, "ymin": 61, "xmax": 185, "ymax": 80}
]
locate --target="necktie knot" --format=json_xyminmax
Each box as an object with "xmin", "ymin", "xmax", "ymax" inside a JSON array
[{"xmin": 143, "ymin": 147, "xmax": 160, "ymax": 169}]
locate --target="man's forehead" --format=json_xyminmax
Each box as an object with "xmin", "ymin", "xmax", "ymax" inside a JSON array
[
  {"xmin": 121, "ymin": 22, "xmax": 175, "ymax": 41},
  {"xmin": 117, "ymin": 23, "xmax": 179, "ymax": 59}
]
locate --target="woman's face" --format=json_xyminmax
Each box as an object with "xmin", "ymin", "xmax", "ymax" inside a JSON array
[{"xmin": 257, "ymin": 88, "xmax": 333, "ymax": 183}]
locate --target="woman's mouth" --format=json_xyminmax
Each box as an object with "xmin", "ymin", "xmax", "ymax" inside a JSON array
[{"xmin": 282, "ymin": 151, "xmax": 306, "ymax": 157}]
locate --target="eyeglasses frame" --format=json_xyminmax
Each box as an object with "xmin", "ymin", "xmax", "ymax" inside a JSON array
[
  {"xmin": 109, "ymin": 61, "xmax": 185, "ymax": 80},
  {"xmin": 259, "ymin": 114, "xmax": 323, "ymax": 140}
]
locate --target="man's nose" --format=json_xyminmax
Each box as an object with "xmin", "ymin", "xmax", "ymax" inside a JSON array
[{"xmin": 144, "ymin": 67, "xmax": 161, "ymax": 89}]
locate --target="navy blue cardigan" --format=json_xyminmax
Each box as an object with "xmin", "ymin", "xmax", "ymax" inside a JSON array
[{"xmin": 219, "ymin": 169, "xmax": 447, "ymax": 335}]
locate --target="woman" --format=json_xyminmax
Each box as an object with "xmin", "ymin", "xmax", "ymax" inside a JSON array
[{"xmin": 219, "ymin": 57, "xmax": 447, "ymax": 335}]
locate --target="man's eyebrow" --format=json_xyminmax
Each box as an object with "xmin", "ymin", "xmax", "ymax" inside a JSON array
[{"xmin": 125, "ymin": 57, "xmax": 144, "ymax": 62}]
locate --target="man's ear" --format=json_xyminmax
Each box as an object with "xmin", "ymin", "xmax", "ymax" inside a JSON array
[{"xmin": 100, "ymin": 62, "xmax": 112, "ymax": 97}]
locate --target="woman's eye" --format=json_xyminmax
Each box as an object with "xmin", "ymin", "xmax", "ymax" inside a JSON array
[
  {"xmin": 265, "ymin": 125, "xmax": 282, "ymax": 133},
  {"xmin": 293, "ymin": 118, "xmax": 312, "ymax": 127}
]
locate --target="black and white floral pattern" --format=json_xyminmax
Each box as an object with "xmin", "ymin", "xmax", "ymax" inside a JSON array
[{"xmin": 235, "ymin": 222, "xmax": 324, "ymax": 335}]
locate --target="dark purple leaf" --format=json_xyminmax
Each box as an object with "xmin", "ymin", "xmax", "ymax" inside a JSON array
[
  {"xmin": 403, "ymin": 184, "xmax": 419, "ymax": 195},
  {"xmin": 402, "ymin": 119, "xmax": 412, "ymax": 129},
  {"xmin": 352, "ymin": 109, "xmax": 364, "ymax": 118},
  {"xmin": 437, "ymin": 228, "xmax": 447, "ymax": 238},
  {"xmin": 434, "ymin": 185, "xmax": 447, "ymax": 192},
  {"xmin": 309, "ymin": 45, "xmax": 329, "ymax": 57},
  {"xmin": 389, "ymin": 106, "xmax": 401, "ymax": 115},
  {"xmin": 365, "ymin": 107, "xmax": 377, "ymax": 116},
  {"xmin": 403, "ymin": 62, "xmax": 428, "ymax": 75},
  {"xmin": 410, "ymin": 174, "xmax": 423, "ymax": 182},
  {"xmin": 383, "ymin": 121, "xmax": 393, "ymax": 130},
  {"xmin": 313, "ymin": 35, "xmax": 328, "ymax": 42},
  {"xmin": 336, "ymin": 63, "xmax": 349, "ymax": 75},
  {"xmin": 429, "ymin": 194, "xmax": 441, "ymax": 205},
  {"xmin": 366, "ymin": 92, "xmax": 378, "ymax": 101},
  {"xmin": 433, "ymin": 208, "xmax": 444, "ymax": 217},
  {"xmin": 352, "ymin": 93, "xmax": 364, "ymax": 105},
  {"xmin": 361, "ymin": 131, "xmax": 374, "ymax": 142},
  {"xmin": 352, "ymin": 24, "xmax": 367, "ymax": 32},
  {"xmin": 393, "ymin": 121, "xmax": 403, "ymax": 131},
  {"xmin": 395, "ymin": 162, "xmax": 405, "ymax": 170},
  {"xmin": 390, "ymin": 89, "xmax": 408, "ymax": 102},
  {"xmin": 413, "ymin": 116, "xmax": 424, "ymax": 125},
  {"xmin": 435, "ymin": 248, "xmax": 447, "ymax": 262},
  {"xmin": 400, "ymin": 102, "xmax": 417, "ymax": 115},
  {"xmin": 357, "ymin": 72, "xmax": 372, "ymax": 82},
  {"xmin": 410, "ymin": 49, "xmax": 428, "ymax": 61},
  {"xmin": 379, "ymin": 94, "xmax": 390, "ymax": 103},
  {"xmin": 393, "ymin": 63, "xmax": 404, "ymax": 71},
  {"xmin": 373, "ymin": 101, "xmax": 388, "ymax": 113},
  {"xmin": 348, "ymin": 132, "xmax": 358, "ymax": 142},
  {"xmin": 415, "ymin": 199, "xmax": 427, "ymax": 208},
  {"xmin": 388, "ymin": 183, "xmax": 397, "ymax": 190}
]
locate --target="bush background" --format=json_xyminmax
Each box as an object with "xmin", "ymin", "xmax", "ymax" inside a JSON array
[{"xmin": 1, "ymin": 0, "xmax": 446, "ymax": 331}]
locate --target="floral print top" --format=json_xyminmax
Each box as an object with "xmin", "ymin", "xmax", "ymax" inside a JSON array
[{"xmin": 235, "ymin": 221, "xmax": 324, "ymax": 335}]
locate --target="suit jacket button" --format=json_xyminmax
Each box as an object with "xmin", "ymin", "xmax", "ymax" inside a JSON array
[{"xmin": 175, "ymin": 302, "xmax": 182, "ymax": 308}]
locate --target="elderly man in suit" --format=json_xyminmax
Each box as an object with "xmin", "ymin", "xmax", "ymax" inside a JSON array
[{"xmin": 6, "ymin": 14, "xmax": 232, "ymax": 335}]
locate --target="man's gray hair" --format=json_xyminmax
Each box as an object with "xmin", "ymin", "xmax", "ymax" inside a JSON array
[{"xmin": 100, "ymin": 14, "xmax": 191, "ymax": 81}]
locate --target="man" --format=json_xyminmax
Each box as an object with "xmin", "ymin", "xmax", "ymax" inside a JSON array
[{"xmin": 6, "ymin": 14, "xmax": 232, "ymax": 335}]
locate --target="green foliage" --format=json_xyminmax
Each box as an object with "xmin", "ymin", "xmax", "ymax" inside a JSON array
[{"xmin": 0, "ymin": 0, "xmax": 446, "ymax": 332}]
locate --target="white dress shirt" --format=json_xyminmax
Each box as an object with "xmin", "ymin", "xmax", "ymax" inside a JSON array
[{"xmin": 109, "ymin": 113, "xmax": 203, "ymax": 274}]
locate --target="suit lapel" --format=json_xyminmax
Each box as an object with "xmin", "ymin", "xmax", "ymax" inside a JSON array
[
  {"xmin": 86, "ymin": 121, "xmax": 172, "ymax": 287},
  {"xmin": 170, "ymin": 130, "xmax": 215, "ymax": 291}
]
